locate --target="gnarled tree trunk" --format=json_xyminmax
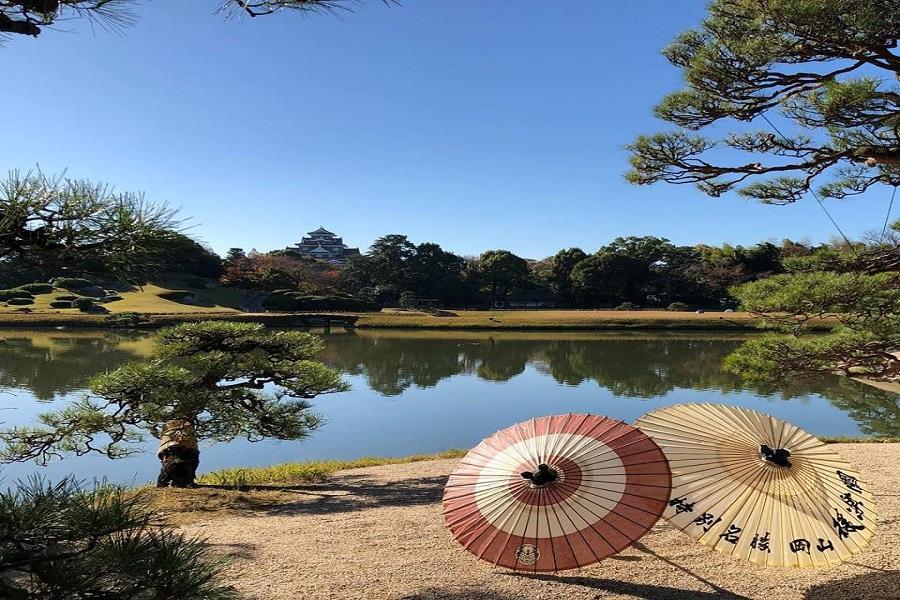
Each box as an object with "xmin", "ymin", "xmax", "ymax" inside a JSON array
[{"xmin": 156, "ymin": 419, "xmax": 199, "ymax": 488}]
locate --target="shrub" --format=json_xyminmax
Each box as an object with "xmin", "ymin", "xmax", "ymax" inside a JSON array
[
  {"xmin": 667, "ymin": 301, "xmax": 690, "ymax": 311},
  {"xmin": 52, "ymin": 277, "xmax": 93, "ymax": 290},
  {"xmin": 102, "ymin": 295, "xmax": 124, "ymax": 302},
  {"xmin": 55, "ymin": 294, "xmax": 81, "ymax": 301},
  {"xmin": 263, "ymin": 292, "xmax": 378, "ymax": 312},
  {"xmin": 398, "ymin": 291, "xmax": 418, "ymax": 310},
  {"xmin": 15, "ymin": 282, "xmax": 54, "ymax": 294},
  {"xmin": 73, "ymin": 297, "xmax": 95, "ymax": 311},
  {"xmin": 50, "ymin": 300, "xmax": 74, "ymax": 309},
  {"xmin": 74, "ymin": 285, "xmax": 106, "ymax": 297},
  {"xmin": 104, "ymin": 312, "xmax": 148, "ymax": 328},
  {"xmin": 614, "ymin": 302, "xmax": 640, "ymax": 311},
  {"xmin": 0, "ymin": 477, "xmax": 236, "ymax": 599},
  {"xmin": 0, "ymin": 289, "xmax": 33, "ymax": 301},
  {"xmin": 6, "ymin": 298, "xmax": 34, "ymax": 306}
]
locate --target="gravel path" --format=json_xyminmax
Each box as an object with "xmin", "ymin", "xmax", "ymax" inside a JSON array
[{"xmin": 182, "ymin": 444, "xmax": 900, "ymax": 599}]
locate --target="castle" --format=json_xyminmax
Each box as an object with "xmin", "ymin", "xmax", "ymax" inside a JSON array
[{"xmin": 285, "ymin": 227, "xmax": 360, "ymax": 265}]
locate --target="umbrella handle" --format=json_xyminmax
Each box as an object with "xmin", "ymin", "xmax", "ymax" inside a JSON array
[{"xmin": 520, "ymin": 463, "xmax": 559, "ymax": 486}]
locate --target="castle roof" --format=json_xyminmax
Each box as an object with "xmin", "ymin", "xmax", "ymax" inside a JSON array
[{"xmin": 309, "ymin": 226, "xmax": 335, "ymax": 236}]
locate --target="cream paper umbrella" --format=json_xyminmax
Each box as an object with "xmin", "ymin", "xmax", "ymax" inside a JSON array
[{"xmin": 634, "ymin": 403, "xmax": 876, "ymax": 568}]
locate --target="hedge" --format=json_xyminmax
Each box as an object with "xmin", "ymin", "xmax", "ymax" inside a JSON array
[
  {"xmin": 614, "ymin": 302, "xmax": 640, "ymax": 311},
  {"xmin": 52, "ymin": 277, "xmax": 93, "ymax": 290},
  {"xmin": 667, "ymin": 302, "xmax": 691, "ymax": 312},
  {"xmin": 15, "ymin": 283, "xmax": 54, "ymax": 294},
  {"xmin": 50, "ymin": 301, "xmax": 74, "ymax": 309},
  {"xmin": 55, "ymin": 295, "xmax": 81, "ymax": 301},
  {"xmin": 0, "ymin": 289, "xmax": 34, "ymax": 301},
  {"xmin": 6, "ymin": 298, "xmax": 34, "ymax": 306},
  {"xmin": 73, "ymin": 298, "xmax": 95, "ymax": 311},
  {"xmin": 263, "ymin": 293, "xmax": 378, "ymax": 312}
]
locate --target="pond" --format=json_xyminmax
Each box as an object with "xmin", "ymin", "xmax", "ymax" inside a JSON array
[{"xmin": 0, "ymin": 328, "xmax": 897, "ymax": 485}]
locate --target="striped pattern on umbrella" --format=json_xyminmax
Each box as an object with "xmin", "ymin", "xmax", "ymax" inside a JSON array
[
  {"xmin": 442, "ymin": 414, "xmax": 671, "ymax": 572},
  {"xmin": 635, "ymin": 403, "xmax": 877, "ymax": 568}
]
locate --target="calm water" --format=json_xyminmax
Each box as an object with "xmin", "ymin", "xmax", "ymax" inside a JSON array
[{"xmin": 1, "ymin": 328, "xmax": 897, "ymax": 485}]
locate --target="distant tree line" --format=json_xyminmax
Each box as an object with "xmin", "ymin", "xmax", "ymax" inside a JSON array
[{"xmin": 220, "ymin": 233, "xmax": 839, "ymax": 310}]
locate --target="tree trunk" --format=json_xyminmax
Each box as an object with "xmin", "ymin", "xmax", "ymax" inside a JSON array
[{"xmin": 156, "ymin": 419, "xmax": 200, "ymax": 488}]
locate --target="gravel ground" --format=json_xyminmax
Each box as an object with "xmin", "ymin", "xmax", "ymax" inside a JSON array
[{"xmin": 182, "ymin": 444, "xmax": 900, "ymax": 600}]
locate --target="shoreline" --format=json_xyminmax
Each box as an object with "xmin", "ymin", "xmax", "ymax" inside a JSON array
[
  {"xmin": 0, "ymin": 309, "xmax": 837, "ymax": 332},
  {"xmin": 168, "ymin": 444, "xmax": 900, "ymax": 600}
]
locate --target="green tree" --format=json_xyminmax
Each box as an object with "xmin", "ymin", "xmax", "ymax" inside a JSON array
[
  {"xmin": 547, "ymin": 248, "xmax": 587, "ymax": 306},
  {"xmin": 478, "ymin": 250, "xmax": 529, "ymax": 303},
  {"xmin": 570, "ymin": 252, "xmax": 649, "ymax": 307},
  {"xmin": 398, "ymin": 290, "xmax": 417, "ymax": 310},
  {"xmin": 0, "ymin": 476, "xmax": 235, "ymax": 599},
  {"xmin": 407, "ymin": 242, "xmax": 467, "ymax": 301},
  {"xmin": 1, "ymin": 1, "xmax": 390, "ymax": 39},
  {"xmin": 627, "ymin": 0, "xmax": 900, "ymax": 385},
  {"xmin": 0, "ymin": 170, "xmax": 179, "ymax": 281},
  {"xmin": 154, "ymin": 232, "xmax": 224, "ymax": 279},
  {"xmin": 725, "ymin": 265, "xmax": 900, "ymax": 383},
  {"xmin": 627, "ymin": 0, "xmax": 900, "ymax": 203},
  {"xmin": 0, "ymin": 322, "xmax": 346, "ymax": 487}
]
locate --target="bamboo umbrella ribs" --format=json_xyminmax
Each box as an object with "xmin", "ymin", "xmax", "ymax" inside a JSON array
[
  {"xmin": 634, "ymin": 403, "xmax": 876, "ymax": 568},
  {"xmin": 442, "ymin": 414, "xmax": 671, "ymax": 572}
]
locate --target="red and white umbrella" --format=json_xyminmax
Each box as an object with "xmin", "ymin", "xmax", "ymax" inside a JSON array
[{"xmin": 442, "ymin": 414, "xmax": 672, "ymax": 571}]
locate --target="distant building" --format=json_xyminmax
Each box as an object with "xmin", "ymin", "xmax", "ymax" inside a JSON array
[{"xmin": 286, "ymin": 226, "xmax": 360, "ymax": 265}]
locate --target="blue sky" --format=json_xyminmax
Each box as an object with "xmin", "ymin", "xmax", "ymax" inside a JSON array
[{"xmin": 3, "ymin": 0, "xmax": 894, "ymax": 258}]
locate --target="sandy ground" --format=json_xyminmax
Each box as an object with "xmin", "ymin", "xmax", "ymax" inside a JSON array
[{"xmin": 181, "ymin": 444, "xmax": 900, "ymax": 600}]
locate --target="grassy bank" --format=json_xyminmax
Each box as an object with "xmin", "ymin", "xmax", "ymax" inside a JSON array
[
  {"xmin": 353, "ymin": 309, "xmax": 836, "ymax": 331},
  {"xmin": 0, "ymin": 281, "xmax": 837, "ymax": 332},
  {"xmin": 0, "ymin": 309, "xmax": 839, "ymax": 331},
  {"xmin": 196, "ymin": 449, "xmax": 469, "ymax": 488}
]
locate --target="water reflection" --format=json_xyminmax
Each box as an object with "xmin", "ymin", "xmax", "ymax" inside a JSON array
[
  {"xmin": 0, "ymin": 329, "xmax": 897, "ymax": 439},
  {"xmin": 0, "ymin": 330, "xmax": 153, "ymax": 401},
  {"xmin": 319, "ymin": 330, "xmax": 899, "ymax": 437}
]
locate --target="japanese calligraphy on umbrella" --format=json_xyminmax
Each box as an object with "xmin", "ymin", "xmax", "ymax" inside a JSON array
[
  {"xmin": 635, "ymin": 403, "xmax": 876, "ymax": 568},
  {"xmin": 442, "ymin": 414, "xmax": 671, "ymax": 571}
]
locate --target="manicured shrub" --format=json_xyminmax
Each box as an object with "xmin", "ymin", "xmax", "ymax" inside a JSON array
[
  {"xmin": 104, "ymin": 312, "xmax": 148, "ymax": 328},
  {"xmin": 50, "ymin": 300, "xmax": 74, "ymax": 309},
  {"xmin": 15, "ymin": 282, "xmax": 54, "ymax": 294},
  {"xmin": 102, "ymin": 295, "xmax": 124, "ymax": 302},
  {"xmin": 55, "ymin": 295, "xmax": 81, "ymax": 301},
  {"xmin": 0, "ymin": 289, "xmax": 33, "ymax": 301},
  {"xmin": 52, "ymin": 277, "xmax": 93, "ymax": 290},
  {"xmin": 74, "ymin": 285, "xmax": 106, "ymax": 297},
  {"xmin": 73, "ymin": 297, "xmax": 95, "ymax": 311},
  {"xmin": 159, "ymin": 290, "xmax": 199, "ymax": 303},
  {"xmin": 614, "ymin": 302, "xmax": 640, "ymax": 311},
  {"xmin": 6, "ymin": 298, "xmax": 34, "ymax": 306},
  {"xmin": 667, "ymin": 301, "xmax": 690, "ymax": 312}
]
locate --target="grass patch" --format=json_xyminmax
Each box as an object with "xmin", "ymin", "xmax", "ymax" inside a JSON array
[
  {"xmin": 0, "ymin": 283, "xmax": 247, "ymax": 318},
  {"xmin": 197, "ymin": 449, "xmax": 468, "ymax": 488},
  {"xmin": 821, "ymin": 436, "xmax": 900, "ymax": 443},
  {"xmin": 355, "ymin": 310, "xmax": 837, "ymax": 332}
]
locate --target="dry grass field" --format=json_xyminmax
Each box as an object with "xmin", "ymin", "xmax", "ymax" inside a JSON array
[{"xmin": 354, "ymin": 309, "xmax": 829, "ymax": 331}]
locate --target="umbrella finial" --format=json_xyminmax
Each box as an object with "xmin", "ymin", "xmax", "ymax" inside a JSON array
[
  {"xmin": 521, "ymin": 463, "xmax": 559, "ymax": 486},
  {"xmin": 760, "ymin": 444, "xmax": 792, "ymax": 467}
]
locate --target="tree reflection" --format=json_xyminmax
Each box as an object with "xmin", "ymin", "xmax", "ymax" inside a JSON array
[
  {"xmin": 2, "ymin": 329, "xmax": 896, "ymax": 438},
  {"xmin": 320, "ymin": 331, "xmax": 899, "ymax": 437},
  {"xmin": 0, "ymin": 331, "xmax": 153, "ymax": 401}
]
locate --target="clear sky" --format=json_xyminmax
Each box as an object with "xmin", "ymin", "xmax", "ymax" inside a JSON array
[{"xmin": 3, "ymin": 0, "xmax": 894, "ymax": 258}]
